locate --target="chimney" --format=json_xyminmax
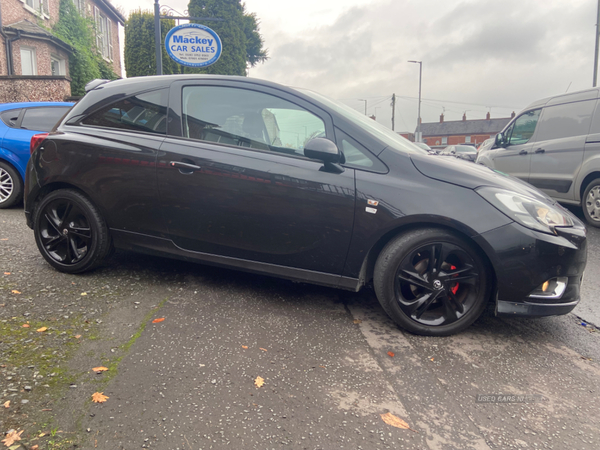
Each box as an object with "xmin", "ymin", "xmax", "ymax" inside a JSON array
[
  {"xmin": 511, "ymin": 111, "xmax": 515, "ymax": 118},
  {"xmin": 440, "ymin": 113, "xmax": 444, "ymax": 123},
  {"xmin": 462, "ymin": 113, "xmax": 466, "ymax": 121},
  {"xmin": 486, "ymin": 112, "xmax": 490, "ymax": 120}
]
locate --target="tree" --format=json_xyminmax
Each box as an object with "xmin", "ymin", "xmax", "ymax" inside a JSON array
[
  {"xmin": 124, "ymin": 10, "xmax": 179, "ymax": 77},
  {"xmin": 186, "ymin": 0, "xmax": 267, "ymax": 75},
  {"xmin": 52, "ymin": 0, "xmax": 118, "ymax": 96}
]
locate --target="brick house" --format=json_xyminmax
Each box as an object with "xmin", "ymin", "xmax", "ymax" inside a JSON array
[
  {"xmin": 420, "ymin": 112, "xmax": 515, "ymax": 149},
  {"xmin": 0, "ymin": 0, "xmax": 124, "ymax": 102}
]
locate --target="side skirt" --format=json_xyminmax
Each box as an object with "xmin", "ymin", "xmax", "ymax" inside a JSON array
[{"xmin": 110, "ymin": 229, "xmax": 361, "ymax": 292}]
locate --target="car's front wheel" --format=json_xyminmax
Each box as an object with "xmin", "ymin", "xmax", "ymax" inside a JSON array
[
  {"xmin": 0, "ymin": 162, "xmax": 22, "ymax": 209},
  {"xmin": 33, "ymin": 189, "xmax": 112, "ymax": 273},
  {"xmin": 374, "ymin": 228, "xmax": 491, "ymax": 336}
]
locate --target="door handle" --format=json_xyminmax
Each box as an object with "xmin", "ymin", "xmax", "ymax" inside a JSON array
[
  {"xmin": 519, "ymin": 149, "xmax": 528, "ymax": 155},
  {"xmin": 535, "ymin": 148, "xmax": 545, "ymax": 154},
  {"xmin": 170, "ymin": 161, "xmax": 201, "ymax": 173}
]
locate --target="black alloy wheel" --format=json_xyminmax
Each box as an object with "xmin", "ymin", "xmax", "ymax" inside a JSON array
[
  {"xmin": 33, "ymin": 189, "xmax": 111, "ymax": 273},
  {"xmin": 374, "ymin": 228, "xmax": 491, "ymax": 336}
]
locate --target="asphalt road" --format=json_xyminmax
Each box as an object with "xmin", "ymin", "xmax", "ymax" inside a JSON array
[{"xmin": 1, "ymin": 206, "xmax": 599, "ymax": 450}]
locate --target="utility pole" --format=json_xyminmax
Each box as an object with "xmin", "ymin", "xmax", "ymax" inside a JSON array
[
  {"xmin": 391, "ymin": 93, "xmax": 396, "ymax": 131},
  {"xmin": 358, "ymin": 99, "xmax": 367, "ymax": 115},
  {"xmin": 408, "ymin": 60, "xmax": 422, "ymax": 142},
  {"xmin": 595, "ymin": 0, "xmax": 600, "ymax": 86}
]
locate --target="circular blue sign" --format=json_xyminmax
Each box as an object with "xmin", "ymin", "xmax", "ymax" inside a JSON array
[{"xmin": 165, "ymin": 23, "xmax": 222, "ymax": 68}]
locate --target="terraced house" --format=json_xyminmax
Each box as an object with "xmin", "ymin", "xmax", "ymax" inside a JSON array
[{"xmin": 0, "ymin": 0, "xmax": 124, "ymax": 102}]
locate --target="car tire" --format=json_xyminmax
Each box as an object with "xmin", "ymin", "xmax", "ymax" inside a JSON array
[
  {"xmin": 373, "ymin": 228, "xmax": 491, "ymax": 336},
  {"xmin": 0, "ymin": 161, "xmax": 23, "ymax": 209},
  {"xmin": 33, "ymin": 189, "xmax": 112, "ymax": 273},
  {"xmin": 582, "ymin": 178, "xmax": 600, "ymax": 228}
]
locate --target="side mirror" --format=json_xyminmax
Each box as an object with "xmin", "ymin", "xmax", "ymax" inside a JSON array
[
  {"xmin": 304, "ymin": 138, "xmax": 344, "ymax": 173},
  {"xmin": 494, "ymin": 132, "xmax": 506, "ymax": 148},
  {"xmin": 304, "ymin": 138, "xmax": 341, "ymax": 162}
]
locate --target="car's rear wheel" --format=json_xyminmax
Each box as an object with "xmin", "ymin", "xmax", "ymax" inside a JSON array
[
  {"xmin": 374, "ymin": 228, "xmax": 491, "ymax": 336},
  {"xmin": 33, "ymin": 189, "xmax": 112, "ymax": 273},
  {"xmin": 582, "ymin": 178, "xmax": 600, "ymax": 228},
  {"xmin": 0, "ymin": 162, "xmax": 22, "ymax": 209}
]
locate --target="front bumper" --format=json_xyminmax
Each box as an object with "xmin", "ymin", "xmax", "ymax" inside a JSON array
[{"xmin": 473, "ymin": 221, "xmax": 587, "ymax": 318}]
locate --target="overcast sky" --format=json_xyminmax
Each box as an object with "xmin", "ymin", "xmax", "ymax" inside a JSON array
[{"xmin": 114, "ymin": 0, "xmax": 597, "ymax": 133}]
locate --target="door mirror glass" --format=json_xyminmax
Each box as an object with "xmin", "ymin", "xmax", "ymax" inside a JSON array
[
  {"xmin": 304, "ymin": 138, "xmax": 341, "ymax": 163},
  {"xmin": 495, "ymin": 132, "xmax": 505, "ymax": 148}
]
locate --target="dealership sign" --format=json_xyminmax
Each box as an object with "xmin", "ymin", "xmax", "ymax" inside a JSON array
[{"xmin": 165, "ymin": 24, "xmax": 222, "ymax": 68}]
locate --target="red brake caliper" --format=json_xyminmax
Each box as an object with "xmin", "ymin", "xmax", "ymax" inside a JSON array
[{"xmin": 450, "ymin": 265, "xmax": 459, "ymax": 295}]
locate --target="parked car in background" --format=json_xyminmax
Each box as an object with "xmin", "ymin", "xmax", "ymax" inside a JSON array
[
  {"xmin": 476, "ymin": 87, "xmax": 600, "ymax": 227},
  {"xmin": 24, "ymin": 75, "xmax": 586, "ymax": 336},
  {"xmin": 440, "ymin": 144, "xmax": 478, "ymax": 162},
  {"xmin": 0, "ymin": 102, "xmax": 73, "ymax": 208},
  {"xmin": 477, "ymin": 138, "xmax": 494, "ymax": 153},
  {"xmin": 413, "ymin": 142, "xmax": 433, "ymax": 152}
]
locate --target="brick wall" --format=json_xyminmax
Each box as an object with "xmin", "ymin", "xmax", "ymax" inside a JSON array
[
  {"xmin": 11, "ymin": 38, "xmax": 70, "ymax": 76},
  {"xmin": 109, "ymin": 19, "xmax": 121, "ymax": 76},
  {"xmin": 0, "ymin": 76, "xmax": 71, "ymax": 102},
  {"xmin": 425, "ymin": 134, "xmax": 495, "ymax": 147},
  {"xmin": 1, "ymin": 0, "xmax": 61, "ymax": 28}
]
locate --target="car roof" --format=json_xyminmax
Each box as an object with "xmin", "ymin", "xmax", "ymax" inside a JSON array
[{"xmin": 0, "ymin": 102, "xmax": 73, "ymax": 112}]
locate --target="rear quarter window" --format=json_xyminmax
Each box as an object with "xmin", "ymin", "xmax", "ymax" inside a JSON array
[{"xmin": 21, "ymin": 107, "xmax": 72, "ymax": 131}]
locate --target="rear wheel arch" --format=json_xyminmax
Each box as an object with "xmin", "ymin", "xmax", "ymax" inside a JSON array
[
  {"xmin": 0, "ymin": 159, "xmax": 24, "ymax": 208},
  {"xmin": 579, "ymin": 171, "xmax": 600, "ymax": 202}
]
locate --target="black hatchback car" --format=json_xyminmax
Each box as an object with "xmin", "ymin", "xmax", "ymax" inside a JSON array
[{"xmin": 24, "ymin": 75, "xmax": 587, "ymax": 336}]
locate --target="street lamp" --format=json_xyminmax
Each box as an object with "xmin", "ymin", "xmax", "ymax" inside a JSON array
[
  {"xmin": 408, "ymin": 60, "xmax": 422, "ymax": 142},
  {"xmin": 358, "ymin": 99, "xmax": 367, "ymax": 115}
]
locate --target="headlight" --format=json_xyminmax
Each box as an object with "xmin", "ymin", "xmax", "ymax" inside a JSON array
[{"xmin": 476, "ymin": 187, "xmax": 573, "ymax": 234}]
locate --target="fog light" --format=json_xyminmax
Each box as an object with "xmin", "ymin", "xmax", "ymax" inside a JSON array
[{"xmin": 528, "ymin": 277, "xmax": 568, "ymax": 299}]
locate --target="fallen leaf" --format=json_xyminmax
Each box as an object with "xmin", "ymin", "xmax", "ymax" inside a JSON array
[
  {"xmin": 92, "ymin": 392, "xmax": 109, "ymax": 403},
  {"xmin": 4, "ymin": 272, "xmax": 10, "ymax": 275},
  {"xmin": 37, "ymin": 327, "xmax": 48, "ymax": 332},
  {"xmin": 380, "ymin": 412, "xmax": 417, "ymax": 432},
  {"xmin": 1, "ymin": 429, "xmax": 23, "ymax": 447},
  {"xmin": 430, "ymin": 358, "xmax": 434, "ymax": 361},
  {"xmin": 387, "ymin": 351, "xmax": 395, "ymax": 358},
  {"xmin": 22, "ymin": 324, "xmax": 30, "ymax": 328},
  {"xmin": 319, "ymin": 365, "xmax": 326, "ymax": 368},
  {"xmin": 259, "ymin": 348, "xmax": 267, "ymax": 352},
  {"xmin": 3, "ymin": 400, "xmax": 9, "ymax": 408},
  {"xmin": 74, "ymin": 335, "xmax": 82, "ymax": 339},
  {"xmin": 11, "ymin": 290, "xmax": 21, "ymax": 295},
  {"xmin": 81, "ymin": 292, "xmax": 87, "ymax": 296},
  {"xmin": 152, "ymin": 318, "xmax": 165, "ymax": 323},
  {"xmin": 92, "ymin": 367, "xmax": 109, "ymax": 373},
  {"xmin": 38, "ymin": 433, "xmax": 46, "ymax": 437},
  {"xmin": 0, "ymin": 238, "xmax": 8, "ymax": 241},
  {"xmin": 254, "ymin": 376, "xmax": 265, "ymax": 388},
  {"xmin": 31, "ymin": 445, "xmax": 39, "ymax": 450},
  {"xmin": 353, "ymin": 319, "xmax": 362, "ymax": 324},
  {"xmin": 241, "ymin": 345, "xmax": 248, "ymax": 349}
]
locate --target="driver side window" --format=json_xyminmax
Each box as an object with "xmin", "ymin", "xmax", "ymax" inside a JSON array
[{"xmin": 506, "ymin": 109, "xmax": 541, "ymax": 146}]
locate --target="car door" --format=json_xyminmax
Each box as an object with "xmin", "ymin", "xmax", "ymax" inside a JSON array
[
  {"xmin": 528, "ymin": 100, "xmax": 595, "ymax": 201},
  {"xmin": 157, "ymin": 81, "xmax": 356, "ymax": 276},
  {"xmin": 488, "ymin": 109, "xmax": 541, "ymax": 181}
]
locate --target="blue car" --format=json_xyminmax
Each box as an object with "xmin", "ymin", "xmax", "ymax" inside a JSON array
[{"xmin": 0, "ymin": 102, "xmax": 73, "ymax": 208}]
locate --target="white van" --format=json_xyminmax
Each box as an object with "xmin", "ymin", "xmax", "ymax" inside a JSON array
[{"xmin": 477, "ymin": 88, "xmax": 600, "ymax": 227}]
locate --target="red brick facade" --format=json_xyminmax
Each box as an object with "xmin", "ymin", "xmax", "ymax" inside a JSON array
[{"xmin": 0, "ymin": 0, "xmax": 124, "ymax": 101}]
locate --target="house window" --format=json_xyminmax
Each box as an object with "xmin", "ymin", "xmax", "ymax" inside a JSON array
[
  {"xmin": 465, "ymin": 136, "xmax": 471, "ymax": 143},
  {"xmin": 94, "ymin": 7, "xmax": 113, "ymax": 61},
  {"xmin": 20, "ymin": 47, "xmax": 37, "ymax": 75},
  {"xmin": 72, "ymin": 0, "xmax": 85, "ymax": 14},
  {"xmin": 51, "ymin": 56, "xmax": 66, "ymax": 76},
  {"xmin": 441, "ymin": 137, "xmax": 447, "ymax": 145}
]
